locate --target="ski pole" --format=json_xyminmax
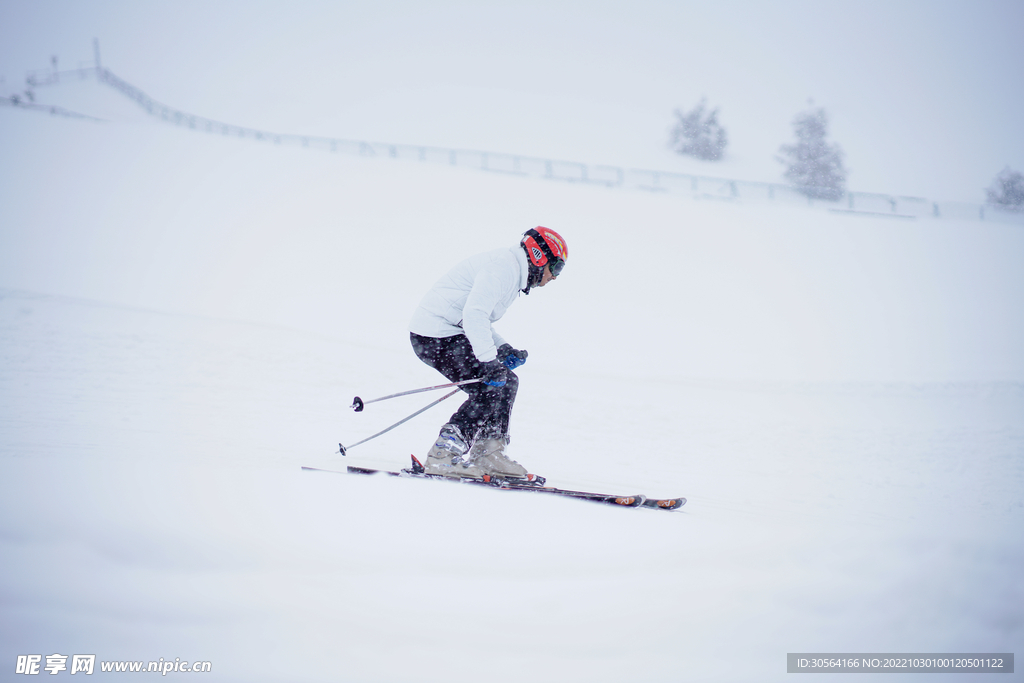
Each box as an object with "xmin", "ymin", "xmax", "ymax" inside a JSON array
[
  {"xmin": 350, "ymin": 379, "xmax": 480, "ymax": 412},
  {"xmin": 339, "ymin": 388, "xmax": 460, "ymax": 456}
]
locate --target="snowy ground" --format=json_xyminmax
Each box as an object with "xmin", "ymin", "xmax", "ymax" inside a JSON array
[{"xmin": 2, "ymin": 77, "xmax": 1023, "ymax": 682}]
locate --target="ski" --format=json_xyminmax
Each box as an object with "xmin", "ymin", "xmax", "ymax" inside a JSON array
[
  {"xmin": 302, "ymin": 457, "xmax": 685, "ymax": 511},
  {"xmin": 641, "ymin": 496, "xmax": 686, "ymax": 511},
  {"xmin": 310, "ymin": 464, "xmax": 646, "ymax": 508}
]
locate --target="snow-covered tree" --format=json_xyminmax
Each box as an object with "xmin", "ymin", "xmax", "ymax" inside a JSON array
[
  {"xmin": 986, "ymin": 167, "xmax": 1024, "ymax": 211},
  {"xmin": 670, "ymin": 99, "xmax": 727, "ymax": 161},
  {"xmin": 778, "ymin": 106, "xmax": 846, "ymax": 201}
]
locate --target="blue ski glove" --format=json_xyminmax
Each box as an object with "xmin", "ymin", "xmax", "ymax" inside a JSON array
[
  {"xmin": 497, "ymin": 343, "xmax": 528, "ymax": 370},
  {"xmin": 480, "ymin": 359, "xmax": 508, "ymax": 387}
]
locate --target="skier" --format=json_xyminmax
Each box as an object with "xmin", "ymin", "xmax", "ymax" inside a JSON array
[{"xmin": 409, "ymin": 227, "xmax": 567, "ymax": 481}]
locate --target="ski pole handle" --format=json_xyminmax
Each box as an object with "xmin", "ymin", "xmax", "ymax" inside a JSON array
[
  {"xmin": 351, "ymin": 379, "xmax": 480, "ymax": 412},
  {"xmin": 340, "ymin": 388, "xmax": 460, "ymax": 455}
]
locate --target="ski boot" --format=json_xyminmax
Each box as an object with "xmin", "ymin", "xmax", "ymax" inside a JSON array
[
  {"xmin": 424, "ymin": 424, "xmax": 484, "ymax": 479},
  {"xmin": 465, "ymin": 436, "xmax": 531, "ymax": 481}
]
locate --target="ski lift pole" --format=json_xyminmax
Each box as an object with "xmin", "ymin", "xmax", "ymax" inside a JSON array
[{"xmin": 339, "ymin": 388, "xmax": 460, "ymax": 456}]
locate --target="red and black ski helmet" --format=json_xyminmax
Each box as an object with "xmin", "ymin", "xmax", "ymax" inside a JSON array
[{"xmin": 522, "ymin": 227, "xmax": 568, "ymax": 277}]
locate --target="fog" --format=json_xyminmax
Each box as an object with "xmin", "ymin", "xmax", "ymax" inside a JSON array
[{"xmin": 2, "ymin": 0, "xmax": 1023, "ymax": 201}]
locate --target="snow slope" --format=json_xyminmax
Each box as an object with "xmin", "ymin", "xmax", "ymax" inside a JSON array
[
  {"xmin": 3, "ymin": 2, "xmax": 1024, "ymax": 202},
  {"xmin": 2, "ymin": 79, "xmax": 1023, "ymax": 681}
]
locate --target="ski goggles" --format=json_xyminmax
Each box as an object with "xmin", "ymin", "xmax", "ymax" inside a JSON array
[{"xmin": 548, "ymin": 257, "xmax": 565, "ymax": 277}]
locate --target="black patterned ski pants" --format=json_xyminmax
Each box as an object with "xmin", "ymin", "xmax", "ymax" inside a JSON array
[{"xmin": 410, "ymin": 332, "xmax": 518, "ymax": 441}]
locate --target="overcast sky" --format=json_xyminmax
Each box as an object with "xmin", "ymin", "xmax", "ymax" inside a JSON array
[{"xmin": 2, "ymin": 0, "xmax": 1022, "ymax": 201}]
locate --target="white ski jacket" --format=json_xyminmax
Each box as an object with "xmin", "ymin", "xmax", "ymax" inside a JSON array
[{"xmin": 409, "ymin": 246, "xmax": 529, "ymax": 362}]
